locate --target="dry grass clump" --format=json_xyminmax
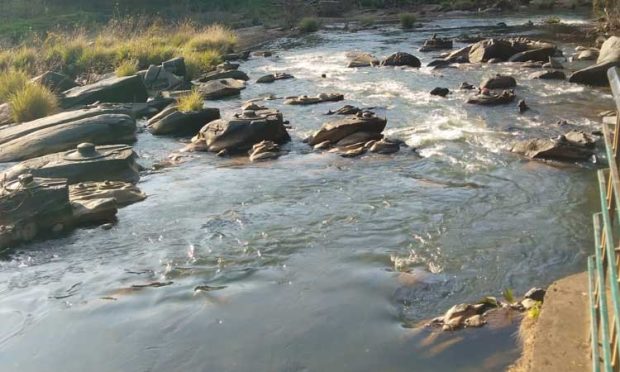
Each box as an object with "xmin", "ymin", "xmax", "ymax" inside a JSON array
[
  {"xmin": 9, "ymin": 83, "xmax": 58, "ymax": 123},
  {"xmin": 115, "ymin": 59, "xmax": 139, "ymax": 77},
  {"xmin": 0, "ymin": 19, "xmax": 237, "ymax": 79},
  {"xmin": 177, "ymin": 89, "xmax": 204, "ymax": 112},
  {"xmin": 0, "ymin": 69, "xmax": 29, "ymax": 103}
]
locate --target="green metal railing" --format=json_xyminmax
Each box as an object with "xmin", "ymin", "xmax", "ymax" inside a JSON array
[{"xmin": 589, "ymin": 67, "xmax": 620, "ymax": 372}]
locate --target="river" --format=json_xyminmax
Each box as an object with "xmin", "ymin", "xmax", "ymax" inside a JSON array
[{"xmin": 0, "ymin": 12, "xmax": 611, "ymax": 372}]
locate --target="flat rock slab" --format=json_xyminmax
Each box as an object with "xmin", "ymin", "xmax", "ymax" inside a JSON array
[
  {"xmin": 0, "ymin": 114, "xmax": 137, "ymax": 162},
  {"xmin": 61, "ymin": 75, "xmax": 148, "ymax": 108},
  {"xmin": 147, "ymin": 107, "xmax": 220, "ymax": 136},
  {"xmin": 510, "ymin": 272, "xmax": 589, "ymax": 372}
]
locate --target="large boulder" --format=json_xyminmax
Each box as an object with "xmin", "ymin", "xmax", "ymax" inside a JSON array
[
  {"xmin": 480, "ymin": 74, "xmax": 516, "ymax": 89},
  {"xmin": 196, "ymin": 79, "xmax": 246, "ymax": 99},
  {"xmin": 147, "ymin": 106, "xmax": 220, "ymax": 136},
  {"xmin": 193, "ymin": 107, "xmax": 290, "ymax": 153},
  {"xmin": 469, "ymin": 39, "xmax": 516, "ymax": 63},
  {"xmin": 307, "ymin": 112, "xmax": 387, "ymax": 146},
  {"xmin": 508, "ymin": 47, "xmax": 556, "ymax": 62},
  {"xmin": 381, "ymin": 52, "xmax": 421, "ymax": 67},
  {"xmin": 445, "ymin": 46, "xmax": 472, "ymax": 63},
  {"xmin": 32, "ymin": 71, "xmax": 78, "ymax": 93},
  {"xmin": 569, "ymin": 37, "xmax": 620, "ymax": 86},
  {"xmin": 1, "ymin": 143, "xmax": 141, "ymax": 184},
  {"xmin": 0, "ymin": 114, "xmax": 136, "ymax": 162},
  {"xmin": 61, "ymin": 75, "xmax": 148, "ymax": 108},
  {"xmin": 511, "ymin": 131, "xmax": 595, "ymax": 161}
]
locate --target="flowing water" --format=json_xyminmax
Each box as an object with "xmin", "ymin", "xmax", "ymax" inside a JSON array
[{"xmin": 0, "ymin": 12, "xmax": 612, "ymax": 372}]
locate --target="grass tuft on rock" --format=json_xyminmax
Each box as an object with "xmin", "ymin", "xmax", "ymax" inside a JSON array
[
  {"xmin": 115, "ymin": 59, "xmax": 139, "ymax": 77},
  {"xmin": 0, "ymin": 69, "xmax": 29, "ymax": 103},
  {"xmin": 9, "ymin": 83, "xmax": 58, "ymax": 123},
  {"xmin": 399, "ymin": 13, "xmax": 416, "ymax": 29},
  {"xmin": 299, "ymin": 17, "xmax": 320, "ymax": 33},
  {"xmin": 177, "ymin": 89, "xmax": 204, "ymax": 112}
]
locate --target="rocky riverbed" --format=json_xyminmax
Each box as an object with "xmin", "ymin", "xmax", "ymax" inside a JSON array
[{"xmin": 0, "ymin": 12, "xmax": 613, "ymax": 372}]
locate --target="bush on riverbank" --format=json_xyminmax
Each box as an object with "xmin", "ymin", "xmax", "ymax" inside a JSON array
[
  {"xmin": 0, "ymin": 70, "xmax": 28, "ymax": 103},
  {"xmin": 299, "ymin": 17, "xmax": 320, "ymax": 33},
  {"xmin": 177, "ymin": 90, "xmax": 204, "ymax": 112},
  {"xmin": 399, "ymin": 13, "xmax": 416, "ymax": 29},
  {"xmin": 9, "ymin": 83, "xmax": 58, "ymax": 123}
]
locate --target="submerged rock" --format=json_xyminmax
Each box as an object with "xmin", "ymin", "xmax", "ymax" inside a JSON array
[
  {"xmin": 467, "ymin": 90, "xmax": 516, "ymax": 105},
  {"xmin": 248, "ymin": 140, "xmax": 281, "ymax": 162},
  {"xmin": 419, "ymin": 35, "xmax": 453, "ymax": 52},
  {"xmin": 256, "ymin": 72, "xmax": 294, "ymax": 84},
  {"xmin": 147, "ymin": 106, "xmax": 220, "ymax": 136},
  {"xmin": 430, "ymin": 87, "xmax": 450, "ymax": 97},
  {"xmin": 511, "ymin": 131, "xmax": 596, "ymax": 162},
  {"xmin": 62, "ymin": 75, "xmax": 148, "ymax": 108},
  {"xmin": 1, "ymin": 143, "xmax": 141, "ymax": 185},
  {"xmin": 381, "ymin": 52, "xmax": 421, "ymax": 67},
  {"xmin": 193, "ymin": 69, "xmax": 250, "ymax": 83},
  {"xmin": 191, "ymin": 107, "xmax": 290, "ymax": 153},
  {"xmin": 530, "ymin": 70, "xmax": 566, "ymax": 80},
  {"xmin": 0, "ymin": 113, "xmax": 136, "ymax": 162},
  {"xmin": 284, "ymin": 93, "xmax": 344, "ymax": 105}
]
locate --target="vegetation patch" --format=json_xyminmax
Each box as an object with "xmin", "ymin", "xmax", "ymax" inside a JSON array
[
  {"xmin": 0, "ymin": 69, "xmax": 29, "ymax": 103},
  {"xmin": 115, "ymin": 60, "xmax": 139, "ymax": 77},
  {"xmin": 399, "ymin": 13, "xmax": 416, "ymax": 30},
  {"xmin": 299, "ymin": 17, "xmax": 320, "ymax": 33},
  {"xmin": 9, "ymin": 83, "xmax": 58, "ymax": 123},
  {"xmin": 177, "ymin": 89, "xmax": 204, "ymax": 113}
]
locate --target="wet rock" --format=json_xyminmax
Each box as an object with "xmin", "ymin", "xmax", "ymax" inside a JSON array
[
  {"xmin": 518, "ymin": 99, "xmax": 529, "ymax": 113},
  {"xmin": 543, "ymin": 57, "xmax": 564, "ymax": 69},
  {"xmin": 524, "ymin": 287, "xmax": 546, "ymax": 302},
  {"xmin": 222, "ymin": 51, "xmax": 251, "ymax": 61},
  {"xmin": 31, "ymin": 71, "xmax": 78, "ymax": 93},
  {"xmin": 335, "ymin": 131, "xmax": 383, "ymax": 147},
  {"xmin": 71, "ymin": 197, "xmax": 118, "ymax": 225},
  {"xmin": 459, "ymin": 82, "xmax": 475, "ymax": 90},
  {"xmin": 381, "ymin": 52, "xmax": 421, "ymax": 67},
  {"xmin": 192, "ymin": 107, "xmax": 290, "ymax": 153},
  {"xmin": 284, "ymin": 93, "xmax": 344, "ymax": 105},
  {"xmin": 574, "ymin": 48, "xmax": 599, "ymax": 61},
  {"xmin": 430, "ymin": 87, "xmax": 450, "ymax": 97},
  {"xmin": 464, "ymin": 314, "xmax": 486, "ymax": 328},
  {"xmin": 195, "ymin": 78, "xmax": 246, "ymax": 99},
  {"xmin": 216, "ymin": 61, "xmax": 240, "ymax": 71},
  {"xmin": 1, "ymin": 143, "xmax": 141, "ymax": 185},
  {"xmin": 427, "ymin": 59, "xmax": 451, "ymax": 68},
  {"xmin": 419, "ymin": 35, "xmax": 453, "ymax": 52},
  {"xmin": 346, "ymin": 51, "xmax": 379, "ymax": 68},
  {"xmin": 248, "ymin": 140, "xmax": 281, "ymax": 162},
  {"xmin": 508, "ymin": 47, "xmax": 557, "ymax": 62},
  {"xmin": 570, "ymin": 37, "xmax": 620, "ymax": 86},
  {"xmin": 530, "ymin": 70, "xmax": 566, "ymax": 80},
  {"xmin": 69, "ymin": 180, "xmax": 146, "ymax": 207},
  {"xmin": 326, "ymin": 105, "xmax": 361, "ymax": 115},
  {"xmin": 256, "ymin": 72, "xmax": 294, "ymax": 84},
  {"xmin": 442, "ymin": 303, "xmax": 478, "ymax": 330},
  {"xmin": 445, "ymin": 45, "xmax": 472, "ymax": 63},
  {"xmin": 307, "ymin": 111, "xmax": 387, "ymax": 146},
  {"xmin": 62, "ymin": 75, "xmax": 148, "ymax": 108},
  {"xmin": 469, "ymin": 39, "xmax": 516, "ymax": 63},
  {"xmin": 147, "ymin": 106, "xmax": 220, "ymax": 136},
  {"xmin": 521, "ymin": 61, "xmax": 544, "ymax": 68},
  {"xmin": 487, "ymin": 58, "xmax": 503, "ymax": 64},
  {"xmin": 193, "ymin": 69, "xmax": 250, "ymax": 83},
  {"xmin": 252, "ymin": 50, "xmax": 273, "ymax": 57},
  {"xmin": 511, "ymin": 131, "xmax": 596, "ymax": 161},
  {"xmin": 369, "ymin": 138, "xmax": 400, "ymax": 154},
  {"xmin": 0, "ymin": 113, "xmax": 136, "ymax": 162},
  {"xmin": 480, "ymin": 74, "xmax": 516, "ymax": 89},
  {"xmin": 467, "ymin": 90, "xmax": 516, "ymax": 105}
]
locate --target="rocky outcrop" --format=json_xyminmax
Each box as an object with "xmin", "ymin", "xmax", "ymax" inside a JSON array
[
  {"xmin": 569, "ymin": 36, "xmax": 620, "ymax": 86},
  {"xmin": 256, "ymin": 73, "xmax": 294, "ymax": 84},
  {"xmin": 480, "ymin": 74, "xmax": 516, "ymax": 89},
  {"xmin": 248, "ymin": 140, "xmax": 282, "ymax": 162},
  {"xmin": 512, "ymin": 131, "xmax": 596, "ymax": 162},
  {"xmin": 0, "ymin": 113, "xmax": 136, "ymax": 162},
  {"xmin": 190, "ymin": 106, "xmax": 290, "ymax": 153},
  {"xmin": 346, "ymin": 51, "xmax": 379, "ymax": 68},
  {"xmin": 141, "ymin": 64, "xmax": 185, "ymax": 92},
  {"xmin": 1, "ymin": 143, "xmax": 141, "ymax": 184},
  {"xmin": 284, "ymin": 93, "xmax": 344, "ymax": 105},
  {"xmin": 61, "ymin": 75, "xmax": 148, "ymax": 108},
  {"xmin": 147, "ymin": 106, "xmax": 220, "ymax": 136},
  {"xmin": 307, "ymin": 111, "xmax": 387, "ymax": 146},
  {"xmin": 381, "ymin": 52, "xmax": 421, "ymax": 67},
  {"xmin": 467, "ymin": 90, "xmax": 516, "ymax": 105},
  {"xmin": 195, "ymin": 78, "xmax": 246, "ymax": 99},
  {"xmin": 468, "ymin": 38, "xmax": 556, "ymax": 63}
]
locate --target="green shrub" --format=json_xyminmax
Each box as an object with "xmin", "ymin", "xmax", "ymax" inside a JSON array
[
  {"xmin": 115, "ymin": 59, "xmax": 139, "ymax": 77},
  {"xmin": 527, "ymin": 301, "xmax": 543, "ymax": 319},
  {"xmin": 0, "ymin": 69, "xmax": 29, "ymax": 103},
  {"xmin": 77, "ymin": 46, "xmax": 117, "ymax": 74},
  {"xmin": 12, "ymin": 48, "xmax": 37, "ymax": 74},
  {"xmin": 299, "ymin": 17, "xmax": 320, "ymax": 33},
  {"xmin": 399, "ymin": 13, "xmax": 416, "ymax": 29},
  {"xmin": 184, "ymin": 25, "xmax": 237, "ymax": 53},
  {"xmin": 177, "ymin": 89, "xmax": 204, "ymax": 112},
  {"xmin": 184, "ymin": 50, "xmax": 222, "ymax": 79},
  {"xmin": 9, "ymin": 83, "xmax": 58, "ymax": 123}
]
